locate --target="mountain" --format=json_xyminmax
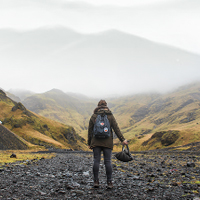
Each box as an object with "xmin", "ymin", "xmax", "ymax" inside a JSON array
[
  {"xmin": 110, "ymin": 82, "xmax": 200, "ymax": 151},
  {"xmin": 22, "ymin": 89, "xmax": 96, "ymax": 135},
  {"xmin": 0, "ymin": 27, "xmax": 83, "ymax": 56},
  {"xmin": 0, "ymin": 89, "xmax": 87, "ymax": 150},
  {"xmin": 5, "ymin": 92, "xmax": 21, "ymax": 102},
  {"xmin": 39, "ymin": 29, "xmax": 200, "ymax": 95},
  {"xmin": 13, "ymin": 82, "xmax": 200, "ymax": 151},
  {"xmin": 7, "ymin": 89, "xmax": 35, "ymax": 101},
  {"xmin": 1, "ymin": 28, "xmax": 200, "ymax": 95}
]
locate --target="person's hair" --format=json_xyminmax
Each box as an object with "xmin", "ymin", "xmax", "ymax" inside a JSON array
[{"xmin": 98, "ymin": 100, "xmax": 107, "ymax": 107}]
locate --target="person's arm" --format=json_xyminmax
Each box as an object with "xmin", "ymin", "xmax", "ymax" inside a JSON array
[
  {"xmin": 111, "ymin": 115, "xmax": 127, "ymax": 144},
  {"xmin": 88, "ymin": 116, "xmax": 94, "ymax": 147}
]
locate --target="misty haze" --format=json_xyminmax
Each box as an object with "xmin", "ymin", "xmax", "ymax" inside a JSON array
[
  {"xmin": 0, "ymin": 0, "xmax": 200, "ymax": 96},
  {"xmin": 0, "ymin": 28, "xmax": 200, "ymax": 97}
]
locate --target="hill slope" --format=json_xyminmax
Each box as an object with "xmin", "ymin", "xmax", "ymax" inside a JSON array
[
  {"xmin": 0, "ymin": 124, "xmax": 28, "ymax": 150},
  {"xmin": 8, "ymin": 82, "xmax": 200, "ymax": 151},
  {"xmin": 0, "ymin": 89, "xmax": 87, "ymax": 150},
  {"xmin": 22, "ymin": 89, "xmax": 96, "ymax": 135},
  {"xmin": 110, "ymin": 82, "xmax": 200, "ymax": 151}
]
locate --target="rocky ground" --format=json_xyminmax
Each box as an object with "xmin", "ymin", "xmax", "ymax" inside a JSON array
[{"xmin": 0, "ymin": 151, "xmax": 200, "ymax": 200}]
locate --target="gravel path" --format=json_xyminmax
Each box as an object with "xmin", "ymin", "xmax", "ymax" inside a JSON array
[{"xmin": 0, "ymin": 152, "xmax": 200, "ymax": 200}]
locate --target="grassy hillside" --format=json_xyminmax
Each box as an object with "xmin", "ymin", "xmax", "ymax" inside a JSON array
[
  {"xmin": 111, "ymin": 82, "xmax": 200, "ymax": 151},
  {"xmin": 8, "ymin": 82, "xmax": 200, "ymax": 151},
  {"xmin": 0, "ymin": 89, "xmax": 87, "ymax": 150},
  {"xmin": 22, "ymin": 89, "xmax": 96, "ymax": 135}
]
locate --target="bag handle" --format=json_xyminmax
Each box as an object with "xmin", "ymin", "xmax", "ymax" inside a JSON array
[
  {"xmin": 122, "ymin": 144, "xmax": 130, "ymax": 153},
  {"xmin": 122, "ymin": 144, "xmax": 133, "ymax": 160}
]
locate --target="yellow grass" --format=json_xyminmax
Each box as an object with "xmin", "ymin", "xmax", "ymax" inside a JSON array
[
  {"xmin": 14, "ymin": 125, "xmax": 66, "ymax": 148},
  {"xmin": 0, "ymin": 150, "xmax": 55, "ymax": 166},
  {"xmin": 79, "ymin": 130, "xmax": 88, "ymax": 140}
]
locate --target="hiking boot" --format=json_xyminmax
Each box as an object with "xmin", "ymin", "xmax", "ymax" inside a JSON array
[
  {"xmin": 107, "ymin": 181, "xmax": 113, "ymax": 189},
  {"xmin": 93, "ymin": 180, "xmax": 99, "ymax": 188}
]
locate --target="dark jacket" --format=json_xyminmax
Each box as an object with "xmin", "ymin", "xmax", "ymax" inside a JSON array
[{"xmin": 88, "ymin": 108, "xmax": 125, "ymax": 150}]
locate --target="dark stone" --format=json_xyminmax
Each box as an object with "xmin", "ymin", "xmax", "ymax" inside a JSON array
[
  {"xmin": 10, "ymin": 153, "xmax": 17, "ymax": 158},
  {"xmin": 58, "ymin": 190, "xmax": 66, "ymax": 194},
  {"xmin": 187, "ymin": 162, "xmax": 195, "ymax": 167},
  {"xmin": 65, "ymin": 184, "xmax": 74, "ymax": 190},
  {"xmin": 43, "ymin": 124, "xmax": 49, "ymax": 130},
  {"xmin": 147, "ymin": 187, "xmax": 154, "ymax": 192},
  {"xmin": 13, "ymin": 179, "xmax": 18, "ymax": 183},
  {"xmin": 171, "ymin": 182, "xmax": 178, "ymax": 186},
  {"xmin": 12, "ymin": 102, "xmax": 26, "ymax": 112},
  {"xmin": 13, "ymin": 124, "xmax": 22, "ymax": 128}
]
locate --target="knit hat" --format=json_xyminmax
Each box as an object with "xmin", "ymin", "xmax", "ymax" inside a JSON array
[{"xmin": 97, "ymin": 100, "xmax": 107, "ymax": 107}]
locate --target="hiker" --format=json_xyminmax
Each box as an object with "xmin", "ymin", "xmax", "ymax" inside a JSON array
[{"xmin": 88, "ymin": 100, "xmax": 128, "ymax": 189}]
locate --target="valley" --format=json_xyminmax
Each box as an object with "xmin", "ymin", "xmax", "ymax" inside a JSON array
[{"xmin": 2, "ymin": 81, "xmax": 200, "ymax": 151}]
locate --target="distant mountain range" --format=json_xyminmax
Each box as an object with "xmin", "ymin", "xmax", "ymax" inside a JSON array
[
  {"xmin": 5, "ymin": 81, "xmax": 200, "ymax": 151},
  {"xmin": 1, "ymin": 27, "xmax": 200, "ymax": 95}
]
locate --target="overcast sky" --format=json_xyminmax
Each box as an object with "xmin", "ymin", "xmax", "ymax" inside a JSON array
[
  {"xmin": 0, "ymin": 0, "xmax": 200, "ymax": 97},
  {"xmin": 1, "ymin": 0, "xmax": 200, "ymax": 54}
]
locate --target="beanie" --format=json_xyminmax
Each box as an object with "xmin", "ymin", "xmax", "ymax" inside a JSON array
[{"xmin": 97, "ymin": 100, "xmax": 107, "ymax": 107}]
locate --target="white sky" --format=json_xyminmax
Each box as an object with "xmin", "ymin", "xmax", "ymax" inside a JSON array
[
  {"xmin": 0, "ymin": 0, "xmax": 200, "ymax": 97},
  {"xmin": 65, "ymin": 0, "xmax": 172, "ymax": 6},
  {"xmin": 0, "ymin": 0, "xmax": 200, "ymax": 54}
]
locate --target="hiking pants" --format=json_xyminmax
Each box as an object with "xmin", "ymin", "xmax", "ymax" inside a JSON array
[{"xmin": 93, "ymin": 146, "xmax": 112, "ymax": 182}]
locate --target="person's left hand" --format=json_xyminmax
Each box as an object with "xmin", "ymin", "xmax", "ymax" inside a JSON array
[{"xmin": 122, "ymin": 140, "xmax": 128, "ymax": 145}]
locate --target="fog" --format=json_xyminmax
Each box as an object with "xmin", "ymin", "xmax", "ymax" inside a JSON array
[{"xmin": 0, "ymin": 0, "xmax": 200, "ymax": 97}]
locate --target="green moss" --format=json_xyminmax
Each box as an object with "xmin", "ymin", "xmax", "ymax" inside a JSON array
[
  {"xmin": 128, "ymin": 138, "xmax": 137, "ymax": 145},
  {"xmin": 161, "ymin": 130, "xmax": 180, "ymax": 146},
  {"xmin": 3, "ymin": 117, "xmax": 27, "ymax": 129},
  {"xmin": 141, "ymin": 130, "xmax": 180, "ymax": 149}
]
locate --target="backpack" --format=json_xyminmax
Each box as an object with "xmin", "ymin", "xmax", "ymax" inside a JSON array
[{"xmin": 93, "ymin": 113, "xmax": 111, "ymax": 139}]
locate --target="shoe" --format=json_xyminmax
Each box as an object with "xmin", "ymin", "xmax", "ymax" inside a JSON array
[
  {"xmin": 107, "ymin": 181, "xmax": 113, "ymax": 189},
  {"xmin": 93, "ymin": 180, "xmax": 99, "ymax": 188}
]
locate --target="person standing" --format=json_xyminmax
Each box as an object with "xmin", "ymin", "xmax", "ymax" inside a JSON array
[{"xmin": 88, "ymin": 100, "xmax": 128, "ymax": 189}]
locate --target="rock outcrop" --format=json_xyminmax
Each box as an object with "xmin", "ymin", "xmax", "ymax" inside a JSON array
[{"xmin": 0, "ymin": 124, "xmax": 28, "ymax": 150}]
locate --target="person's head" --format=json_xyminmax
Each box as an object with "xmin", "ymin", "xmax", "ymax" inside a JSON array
[{"xmin": 98, "ymin": 100, "xmax": 107, "ymax": 107}]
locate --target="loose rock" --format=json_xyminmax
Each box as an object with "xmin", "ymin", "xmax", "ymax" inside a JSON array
[{"xmin": 0, "ymin": 152, "xmax": 199, "ymax": 199}]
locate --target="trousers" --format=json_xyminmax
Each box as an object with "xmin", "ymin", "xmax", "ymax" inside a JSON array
[{"xmin": 93, "ymin": 146, "xmax": 112, "ymax": 182}]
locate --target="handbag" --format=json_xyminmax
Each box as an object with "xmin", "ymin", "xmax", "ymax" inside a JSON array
[{"xmin": 115, "ymin": 144, "xmax": 133, "ymax": 162}]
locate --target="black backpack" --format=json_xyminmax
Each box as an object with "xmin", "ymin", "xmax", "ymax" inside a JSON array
[{"xmin": 93, "ymin": 113, "xmax": 111, "ymax": 139}]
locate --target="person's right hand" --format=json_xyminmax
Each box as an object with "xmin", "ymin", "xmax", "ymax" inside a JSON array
[{"xmin": 122, "ymin": 140, "xmax": 128, "ymax": 145}]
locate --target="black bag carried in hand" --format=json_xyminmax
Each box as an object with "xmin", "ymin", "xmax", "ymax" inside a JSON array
[{"xmin": 115, "ymin": 145, "xmax": 133, "ymax": 162}]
